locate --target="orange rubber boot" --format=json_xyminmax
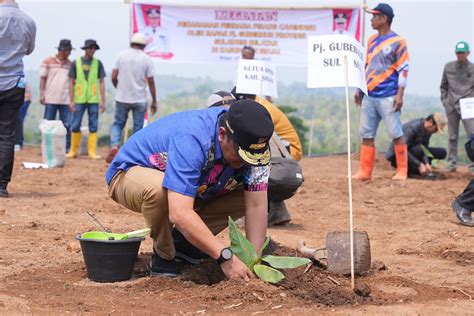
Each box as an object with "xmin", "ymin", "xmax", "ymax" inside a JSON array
[
  {"xmin": 392, "ymin": 144, "xmax": 408, "ymax": 180},
  {"xmin": 352, "ymin": 145, "xmax": 375, "ymax": 181}
]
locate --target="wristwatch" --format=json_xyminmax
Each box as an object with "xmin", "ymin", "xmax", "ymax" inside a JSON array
[{"xmin": 216, "ymin": 247, "xmax": 233, "ymax": 265}]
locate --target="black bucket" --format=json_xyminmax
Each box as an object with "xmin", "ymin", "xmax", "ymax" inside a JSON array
[{"xmin": 76, "ymin": 235, "xmax": 144, "ymax": 282}]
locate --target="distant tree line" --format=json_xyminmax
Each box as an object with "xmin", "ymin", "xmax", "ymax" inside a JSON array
[{"xmin": 23, "ymin": 72, "xmax": 468, "ymax": 161}]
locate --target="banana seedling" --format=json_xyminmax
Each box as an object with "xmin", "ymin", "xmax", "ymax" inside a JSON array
[{"xmin": 228, "ymin": 217, "xmax": 311, "ymax": 283}]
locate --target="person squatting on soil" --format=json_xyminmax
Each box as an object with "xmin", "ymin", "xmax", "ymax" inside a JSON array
[
  {"xmin": 353, "ymin": 3, "xmax": 409, "ymax": 181},
  {"xmin": 440, "ymin": 41, "xmax": 474, "ymax": 173},
  {"xmin": 0, "ymin": 0, "xmax": 36, "ymax": 198},
  {"xmin": 385, "ymin": 113, "xmax": 447, "ymax": 178},
  {"xmin": 106, "ymin": 100, "xmax": 274, "ymax": 279},
  {"xmin": 224, "ymin": 88, "xmax": 303, "ymax": 226},
  {"xmin": 67, "ymin": 39, "xmax": 106, "ymax": 160},
  {"xmin": 40, "ymin": 39, "xmax": 74, "ymax": 152},
  {"xmin": 106, "ymin": 33, "xmax": 158, "ymax": 164},
  {"xmin": 452, "ymin": 136, "xmax": 474, "ymax": 227}
]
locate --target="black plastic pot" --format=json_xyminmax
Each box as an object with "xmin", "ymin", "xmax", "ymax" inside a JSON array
[{"xmin": 76, "ymin": 235, "xmax": 144, "ymax": 282}]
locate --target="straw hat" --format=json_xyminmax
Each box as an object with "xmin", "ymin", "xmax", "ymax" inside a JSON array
[{"xmin": 433, "ymin": 112, "xmax": 447, "ymax": 133}]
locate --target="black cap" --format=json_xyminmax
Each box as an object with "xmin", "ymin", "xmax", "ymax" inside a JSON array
[
  {"xmin": 366, "ymin": 3, "xmax": 394, "ymax": 19},
  {"xmin": 81, "ymin": 39, "xmax": 100, "ymax": 50},
  {"xmin": 57, "ymin": 39, "xmax": 73, "ymax": 51},
  {"xmin": 230, "ymin": 86, "xmax": 256, "ymax": 101},
  {"xmin": 226, "ymin": 100, "xmax": 274, "ymax": 166},
  {"xmin": 334, "ymin": 12, "xmax": 348, "ymax": 19},
  {"xmin": 147, "ymin": 8, "xmax": 160, "ymax": 16}
]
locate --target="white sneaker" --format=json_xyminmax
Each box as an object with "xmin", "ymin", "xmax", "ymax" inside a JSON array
[{"xmin": 14, "ymin": 145, "xmax": 21, "ymax": 151}]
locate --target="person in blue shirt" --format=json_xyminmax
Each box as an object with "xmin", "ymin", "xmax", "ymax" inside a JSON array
[{"xmin": 106, "ymin": 100, "xmax": 274, "ymax": 279}]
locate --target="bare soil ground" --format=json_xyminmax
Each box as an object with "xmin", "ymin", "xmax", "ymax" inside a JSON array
[{"xmin": 1, "ymin": 146, "xmax": 474, "ymax": 314}]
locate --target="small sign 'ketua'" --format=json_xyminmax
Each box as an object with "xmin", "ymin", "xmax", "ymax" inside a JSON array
[
  {"xmin": 307, "ymin": 34, "xmax": 367, "ymax": 95},
  {"xmin": 236, "ymin": 59, "xmax": 278, "ymax": 98}
]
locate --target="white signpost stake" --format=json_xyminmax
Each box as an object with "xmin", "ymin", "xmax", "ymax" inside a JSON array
[
  {"xmin": 343, "ymin": 55, "xmax": 355, "ymax": 289},
  {"xmin": 307, "ymin": 34, "xmax": 367, "ymax": 290}
]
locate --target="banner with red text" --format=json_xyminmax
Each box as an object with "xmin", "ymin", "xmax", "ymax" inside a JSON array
[{"xmin": 132, "ymin": 3, "xmax": 361, "ymax": 65}]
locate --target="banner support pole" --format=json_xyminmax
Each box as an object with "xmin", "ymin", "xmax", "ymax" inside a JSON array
[{"xmin": 343, "ymin": 55, "xmax": 355, "ymax": 290}]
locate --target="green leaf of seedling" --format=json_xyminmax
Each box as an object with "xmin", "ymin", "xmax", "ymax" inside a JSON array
[
  {"xmin": 262, "ymin": 255, "xmax": 311, "ymax": 269},
  {"xmin": 258, "ymin": 236, "xmax": 270, "ymax": 258},
  {"xmin": 253, "ymin": 264, "xmax": 285, "ymax": 283},
  {"xmin": 228, "ymin": 216, "xmax": 258, "ymax": 269},
  {"xmin": 421, "ymin": 145, "xmax": 435, "ymax": 159}
]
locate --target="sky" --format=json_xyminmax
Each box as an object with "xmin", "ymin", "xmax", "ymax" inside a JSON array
[{"xmin": 18, "ymin": 0, "xmax": 474, "ymax": 97}]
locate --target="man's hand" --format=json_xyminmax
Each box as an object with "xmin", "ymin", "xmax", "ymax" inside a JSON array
[
  {"xmin": 354, "ymin": 90, "xmax": 362, "ymax": 106},
  {"xmin": 418, "ymin": 163, "xmax": 431, "ymax": 176},
  {"xmin": 40, "ymin": 95, "xmax": 46, "ymax": 105},
  {"xmin": 69, "ymin": 102, "xmax": 75, "ymax": 112},
  {"xmin": 394, "ymin": 94, "xmax": 403, "ymax": 112},
  {"xmin": 220, "ymin": 256, "xmax": 254, "ymax": 281},
  {"xmin": 426, "ymin": 163, "xmax": 433, "ymax": 173},
  {"xmin": 151, "ymin": 100, "xmax": 158, "ymax": 115},
  {"xmin": 99, "ymin": 102, "xmax": 106, "ymax": 113}
]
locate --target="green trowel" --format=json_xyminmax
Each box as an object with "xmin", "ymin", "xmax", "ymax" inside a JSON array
[{"xmin": 81, "ymin": 227, "xmax": 151, "ymax": 241}]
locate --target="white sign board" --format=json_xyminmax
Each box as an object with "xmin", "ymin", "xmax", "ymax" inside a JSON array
[
  {"xmin": 307, "ymin": 34, "xmax": 367, "ymax": 95},
  {"xmin": 460, "ymin": 98, "xmax": 474, "ymax": 119},
  {"xmin": 133, "ymin": 4, "xmax": 362, "ymax": 65},
  {"xmin": 236, "ymin": 59, "xmax": 278, "ymax": 98}
]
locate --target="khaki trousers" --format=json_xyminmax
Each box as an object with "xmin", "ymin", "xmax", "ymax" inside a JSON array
[{"xmin": 108, "ymin": 166, "xmax": 245, "ymax": 260}]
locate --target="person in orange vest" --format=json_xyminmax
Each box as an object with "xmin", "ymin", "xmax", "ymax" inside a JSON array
[{"xmin": 67, "ymin": 39, "xmax": 106, "ymax": 159}]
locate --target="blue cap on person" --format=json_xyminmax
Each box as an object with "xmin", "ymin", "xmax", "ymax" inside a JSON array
[
  {"xmin": 366, "ymin": 3, "xmax": 394, "ymax": 19},
  {"xmin": 455, "ymin": 41, "xmax": 470, "ymax": 53}
]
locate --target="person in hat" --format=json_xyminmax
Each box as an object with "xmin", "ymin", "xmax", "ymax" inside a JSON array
[
  {"xmin": 385, "ymin": 113, "xmax": 447, "ymax": 178},
  {"xmin": 452, "ymin": 136, "xmax": 474, "ymax": 226},
  {"xmin": 67, "ymin": 39, "xmax": 106, "ymax": 159},
  {"xmin": 106, "ymin": 100, "xmax": 274, "ymax": 279},
  {"xmin": 440, "ymin": 41, "xmax": 474, "ymax": 173},
  {"xmin": 226, "ymin": 88, "xmax": 303, "ymax": 226},
  {"xmin": 0, "ymin": 0, "xmax": 36, "ymax": 198},
  {"xmin": 39, "ymin": 39, "xmax": 74, "ymax": 152},
  {"xmin": 353, "ymin": 3, "xmax": 410, "ymax": 181},
  {"xmin": 140, "ymin": 7, "xmax": 173, "ymax": 59},
  {"xmin": 105, "ymin": 33, "xmax": 158, "ymax": 163},
  {"xmin": 333, "ymin": 12, "xmax": 349, "ymax": 34}
]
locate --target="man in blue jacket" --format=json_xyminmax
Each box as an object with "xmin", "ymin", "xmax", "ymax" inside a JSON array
[{"xmin": 106, "ymin": 100, "xmax": 274, "ymax": 279}]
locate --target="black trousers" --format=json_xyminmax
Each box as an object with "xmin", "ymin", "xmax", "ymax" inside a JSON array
[
  {"xmin": 0, "ymin": 87, "xmax": 25, "ymax": 189},
  {"xmin": 388, "ymin": 145, "xmax": 447, "ymax": 175},
  {"xmin": 456, "ymin": 180, "xmax": 474, "ymax": 211}
]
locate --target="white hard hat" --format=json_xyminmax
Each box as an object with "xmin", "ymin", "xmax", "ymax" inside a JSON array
[{"xmin": 131, "ymin": 33, "xmax": 147, "ymax": 45}]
